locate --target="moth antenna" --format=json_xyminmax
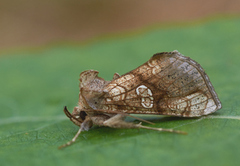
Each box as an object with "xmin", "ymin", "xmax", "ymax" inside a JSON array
[
  {"xmin": 58, "ymin": 126, "xmax": 83, "ymax": 149},
  {"xmin": 63, "ymin": 106, "xmax": 82, "ymax": 123},
  {"xmin": 124, "ymin": 113, "xmax": 155, "ymax": 125},
  {"xmin": 63, "ymin": 106, "xmax": 72, "ymax": 118},
  {"xmin": 137, "ymin": 123, "xmax": 187, "ymax": 135}
]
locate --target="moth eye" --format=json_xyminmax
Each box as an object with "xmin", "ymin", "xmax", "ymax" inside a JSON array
[{"xmin": 80, "ymin": 111, "xmax": 87, "ymax": 120}]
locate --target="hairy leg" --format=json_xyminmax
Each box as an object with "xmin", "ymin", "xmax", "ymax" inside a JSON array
[{"xmin": 103, "ymin": 114, "xmax": 187, "ymax": 134}]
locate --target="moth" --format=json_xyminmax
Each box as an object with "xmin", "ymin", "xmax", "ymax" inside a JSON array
[{"xmin": 59, "ymin": 50, "xmax": 222, "ymax": 149}]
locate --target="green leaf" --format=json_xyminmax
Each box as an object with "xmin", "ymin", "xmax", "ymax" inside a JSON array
[{"xmin": 1, "ymin": 17, "xmax": 240, "ymax": 166}]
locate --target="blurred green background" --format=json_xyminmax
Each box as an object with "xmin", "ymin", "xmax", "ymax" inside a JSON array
[{"xmin": 0, "ymin": 1, "xmax": 240, "ymax": 166}]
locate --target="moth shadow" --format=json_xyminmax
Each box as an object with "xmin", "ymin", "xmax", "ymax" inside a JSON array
[
  {"xmin": 209, "ymin": 112, "xmax": 221, "ymax": 116},
  {"xmin": 128, "ymin": 115, "xmax": 202, "ymax": 124}
]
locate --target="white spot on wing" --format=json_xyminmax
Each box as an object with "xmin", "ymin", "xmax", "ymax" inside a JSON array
[
  {"xmin": 141, "ymin": 102, "xmax": 153, "ymax": 108},
  {"xmin": 136, "ymin": 85, "xmax": 154, "ymax": 108}
]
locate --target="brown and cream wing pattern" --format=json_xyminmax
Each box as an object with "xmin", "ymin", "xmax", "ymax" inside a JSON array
[{"xmin": 100, "ymin": 51, "xmax": 221, "ymax": 117}]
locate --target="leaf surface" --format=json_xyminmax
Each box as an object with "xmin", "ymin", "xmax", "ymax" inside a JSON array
[{"xmin": 0, "ymin": 18, "xmax": 240, "ymax": 166}]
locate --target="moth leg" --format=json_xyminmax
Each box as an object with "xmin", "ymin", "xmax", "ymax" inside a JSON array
[
  {"xmin": 58, "ymin": 116, "xmax": 93, "ymax": 149},
  {"xmin": 103, "ymin": 114, "xmax": 136, "ymax": 128},
  {"xmin": 136, "ymin": 123, "xmax": 187, "ymax": 134},
  {"xmin": 103, "ymin": 114, "xmax": 187, "ymax": 134}
]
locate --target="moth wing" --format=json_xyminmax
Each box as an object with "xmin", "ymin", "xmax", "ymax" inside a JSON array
[{"xmin": 100, "ymin": 51, "xmax": 221, "ymax": 117}]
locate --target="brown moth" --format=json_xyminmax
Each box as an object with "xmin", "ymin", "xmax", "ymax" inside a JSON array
[{"xmin": 59, "ymin": 50, "xmax": 221, "ymax": 149}]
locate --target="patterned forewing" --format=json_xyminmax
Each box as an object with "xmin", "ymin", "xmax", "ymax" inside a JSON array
[{"xmin": 101, "ymin": 51, "xmax": 221, "ymax": 117}]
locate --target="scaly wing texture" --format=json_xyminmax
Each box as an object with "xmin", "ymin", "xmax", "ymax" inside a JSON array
[{"xmin": 100, "ymin": 51, "xmax": 221, "ymax": 117}]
